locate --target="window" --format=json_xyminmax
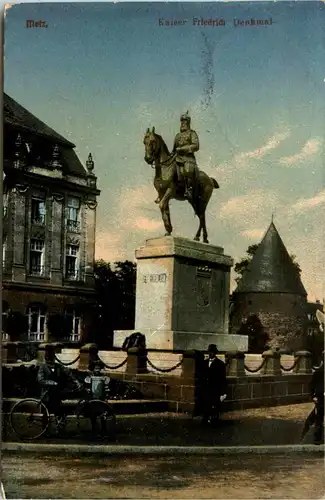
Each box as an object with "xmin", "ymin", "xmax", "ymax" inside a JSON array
[
  {"xmin": 2, "ymin": 302, "xmax": 9, "ymax": 340},
  {"xmin": 31, "ymin": 198, "xmax": 46, "ymax": 225},
  {"xmin": 2, "ymin": 236, "xmax": 7, "ymax": 267},
  {"xmin": 29, "ymin": 239, "xmax": 44, "ymax": 276},
  {"xmin": 66, "ymin": 197, "xmax": 80, "ymax": 232},
  {"xmin": 65, "ymin": 244, "xmax": 79, "ymax": 279},
  {"xmin": 27, "ymin": 305, "xmax": 46, "ymax": 341},
  {"xmin": 3, "ymin": 191, "xmax": 8, "ymax": 217},
  {"xmin": 65, "ymin": 309, "xmax": 81, "ymax": 342}
]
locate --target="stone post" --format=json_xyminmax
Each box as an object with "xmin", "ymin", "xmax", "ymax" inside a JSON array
[
  {"xmin": 2, "ymin": 341, "xmax": 23, "ymax": 363},
  {"xmin": 181, "ymin": 350, "xmax": 205, "ymax": 381},
  {"xmin": 225, "ymin": 351, "xmax": 246, "ymax": 377},
  {"xmin": 126, "ymin": 347, "xmax": 148, "ymax": 375},
  {"xmin": 181, "ymin": 350, "xmax": 205, "ymax": 415},
  {"xmin": 78, "ymin": 343, "xmax": 99, "ymax": 371},
  {"xmin": 293, "ymin": 351, "xmax": 312, "ymax": 375},
  {"xmin": 261, "ymin": 349, "xmax": 281, "ymax": 376},
  {"xmin": 37, "ymin": 342, "xmax": 63, "ymax": 364}
]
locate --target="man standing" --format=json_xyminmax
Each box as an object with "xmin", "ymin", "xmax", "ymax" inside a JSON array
[
  {"xmin": 37, "ymin": 344, "xmax": 82, "ymax": 427},
  {"xmin": 172, "ymin": 111, "xmax": 200, "ymax": 202},
  {"xmin": 202, "ymin": 344, "xmax": 228, "ymax": 426}
]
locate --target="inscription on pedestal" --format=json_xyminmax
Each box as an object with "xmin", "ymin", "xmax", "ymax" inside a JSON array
[{"xmin": 143, "ymin": 273, "xmax": 167, "ymax": 284}]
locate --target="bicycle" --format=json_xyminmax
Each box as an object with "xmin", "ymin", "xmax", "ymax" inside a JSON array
[{"xmin": 9, "ymin": 381, "xmax": 116, "ymax": 441}]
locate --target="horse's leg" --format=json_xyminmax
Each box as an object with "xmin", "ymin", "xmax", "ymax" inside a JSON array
[
  {"xmin": 194, "ymin": 218, "xmax": 202, "ymax": 241},
  {"xmin": 191, "ymin": 188, "xmax": 203, "ymax": 242},
  {"xmin": 199, "ymin": 184, "xmax": 213, "ymax": 244},
  {"xmin": 159, "ymin": 188, "xmax": 173, "ymax": 235},
  {"xmin": 201, "ymin": 212, "xmax": 209, "ymax": 244}
]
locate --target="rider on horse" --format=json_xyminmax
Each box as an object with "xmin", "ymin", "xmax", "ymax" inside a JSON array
[
  {"xmin": 173, "ymin": 111, "xmax": 200, "ymax": 202},
  {"xmin": 155, "ymin": 111, "xmax": 200, "ymax": 204}
]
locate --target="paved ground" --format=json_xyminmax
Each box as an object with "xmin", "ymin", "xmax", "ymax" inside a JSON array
[
  {"xmin": 2, "ymin": 453, "xmax": 325, "ymax": 498},
  {"xmin": 3, "ymin": 402, "xmax": 322, "ymax": 446}
]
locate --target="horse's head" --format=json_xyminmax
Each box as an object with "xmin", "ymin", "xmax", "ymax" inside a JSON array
[{"xmin": 143, "ymin": 127, "xmax": 158, "ymax": 165}]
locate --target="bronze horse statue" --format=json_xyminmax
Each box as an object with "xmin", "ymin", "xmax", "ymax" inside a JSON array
[{"xmin": 143, "ymin": 127, "xmax": 219, "ymax": 244}]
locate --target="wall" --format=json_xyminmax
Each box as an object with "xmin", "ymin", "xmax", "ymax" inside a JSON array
[{"xmin": 231, "ymin": 292, "xmax": 307, "ymax": 352}]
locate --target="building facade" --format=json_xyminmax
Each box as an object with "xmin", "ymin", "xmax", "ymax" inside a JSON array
[
  {"xmin": 3, "ymin": 93, "xmax": 100, "ymax": 343},
  {"xmin": 230, "ymin": 222, "xmax": 308, "ymax": 352}
]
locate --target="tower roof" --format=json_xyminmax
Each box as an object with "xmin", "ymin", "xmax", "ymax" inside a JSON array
[{"xmin": 235, "ymin": 222, "xmax": 307, "ymax": 295}]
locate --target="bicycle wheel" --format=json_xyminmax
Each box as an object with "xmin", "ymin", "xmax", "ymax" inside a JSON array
[
  {"xmin": 10, "ymin": 399, "xmax": 50, "ymax": 440},
  {"xmin": 76, "ymin": 400, "xmax": 116, "ymax": 440}
]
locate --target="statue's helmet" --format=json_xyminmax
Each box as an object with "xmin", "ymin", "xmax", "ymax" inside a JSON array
[{"xmin": 180, "ymin": 111, "xmax": 191, "ymax": 123}]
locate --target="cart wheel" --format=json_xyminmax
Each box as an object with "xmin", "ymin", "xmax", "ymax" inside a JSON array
[{"xmin": 10, "ymin": 399, "xmax": 50, "ymax": 441}]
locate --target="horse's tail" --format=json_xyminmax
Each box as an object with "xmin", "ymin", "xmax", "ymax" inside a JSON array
[{"xmin": 211, "ymin": 178, "xmax": 219, "ymax": 189}]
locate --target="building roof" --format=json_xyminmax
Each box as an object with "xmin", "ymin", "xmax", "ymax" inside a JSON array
[
  {"xmin": 4, "ymin": 93, "xmax": 75, "ymax": 147},
  {"xmin": 4, "ymin": 93, "xmax": 88, "ymax": 177},
  {"xmin": 235, "ymin": 222, "xmax": 307, "ymax": 295}
]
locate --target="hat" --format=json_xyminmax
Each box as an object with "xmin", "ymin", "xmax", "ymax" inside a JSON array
[
  {"xmin": 90, "ymin": 360, "xmax": 104, "ymax": 371},
  {"xmin": 208, "ymin": 344, "xmax": 218, "ymax": 354},
  {"xmin": 180, "ymin": 111, "xmax": 191, "ymax": 122}
]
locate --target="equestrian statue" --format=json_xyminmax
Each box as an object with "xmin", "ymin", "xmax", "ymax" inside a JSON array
[{"xmin": 143, "ymin": 112, "xmax": 219, "ymax": 244}]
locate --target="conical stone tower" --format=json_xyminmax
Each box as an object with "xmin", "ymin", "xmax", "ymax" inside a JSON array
[{"xmin": 231, "ymin": 222, "xmax": 307, "ymax": 352}]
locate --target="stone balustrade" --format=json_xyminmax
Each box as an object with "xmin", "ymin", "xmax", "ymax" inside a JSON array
[
  {"xmin": 225, "ymin": 351, "xmax": 246, "ymax": 377},
  {"xmin": 1, "ymin": 342, "xmax": 313, "ymax": 376},
  {"xmin": 2, "ymin": 342, "xmax": 314, "ymax": 414}
]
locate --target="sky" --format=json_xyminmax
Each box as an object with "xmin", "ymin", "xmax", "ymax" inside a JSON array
[{"xmin": 4, "ymin": 1, "xmax": 325, "ymax": 301}]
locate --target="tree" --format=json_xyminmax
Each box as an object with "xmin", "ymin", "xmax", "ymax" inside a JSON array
[
  {"xmin": 93, "ymin": 259, "xmax": 137, "ymax": 348},
  {"xmin": 237, "ymin": 314, "xmax": 269, "ymax": 353},
  {"xmin": 234, "ymin": 244, "xmax": 302, "ymax": 283}
]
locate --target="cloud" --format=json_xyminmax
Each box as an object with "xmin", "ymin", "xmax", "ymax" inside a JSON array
[
  {"xmin": 237, "ymin": 132, "xmax": 290, "ymax": 163},
  {"xmin": 291, "ymin": 189, "xmax": 325, "ymax": 213},
  {"xmin": 240, "ymin": 228, "xmax": 265, "ymax": 240},
  {"xmin": 95, "ymin": 184, "xmax": 163, "ymax": 262},
  {"xmin": 279, "ymin": 138, "xmax": 322, "ymax": 166},
  {"xmin": 220, "ymin": 189, "xmax": 279, "ymax": 226},
  {"xmin": 293, "ymin": 232, "xmax": 324, "ymax": 302},
  {"xmin": 95, "ymin": 230, "xmax": 126, "ymax": 262},
  {"xmin": 117, "ymin": 184, "xmax": 162, "ymax": 232},
  {"xmin": 133, "ymin": 216, "xmax": 162, "ymax": 232},
  {"xmin": 220, "ymin": 131, "xmax": 290, "ymax": 172}
]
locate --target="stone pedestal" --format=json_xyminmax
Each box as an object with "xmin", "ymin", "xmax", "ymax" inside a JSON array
[{"xmin": 115, "ymin": 236, "xmax": 248, "ymax": 351}]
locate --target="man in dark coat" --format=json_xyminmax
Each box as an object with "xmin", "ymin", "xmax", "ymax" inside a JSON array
[
  {"xmin": 202, "ymin": 344, "xmax": 228, "ymax": 426},
  {"xmin": 301, "ymin": 361, "xmax": 324, "ymax": 445},
  {"xmin": 37, "ymin": 345, "xmax": 81, "ymax": 422}
]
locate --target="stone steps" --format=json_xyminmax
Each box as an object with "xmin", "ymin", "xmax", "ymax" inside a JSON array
[{"xmin": 3, "ymin": 398, "xmax": 169, "ymax": 415}]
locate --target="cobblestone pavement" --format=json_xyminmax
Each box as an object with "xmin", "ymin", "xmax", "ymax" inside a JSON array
[
  {"xmin": 4, "ymin": 402, "xmax": 322, "ymax": 446},
  {"xmin": 2, "ymin": 453, "xmax": 325, "ymax": 498}
]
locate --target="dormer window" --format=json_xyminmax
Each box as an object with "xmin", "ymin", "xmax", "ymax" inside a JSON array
[{"xmin": 31, "ymin": 197, "xmax": 46, "ymax": 225}]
